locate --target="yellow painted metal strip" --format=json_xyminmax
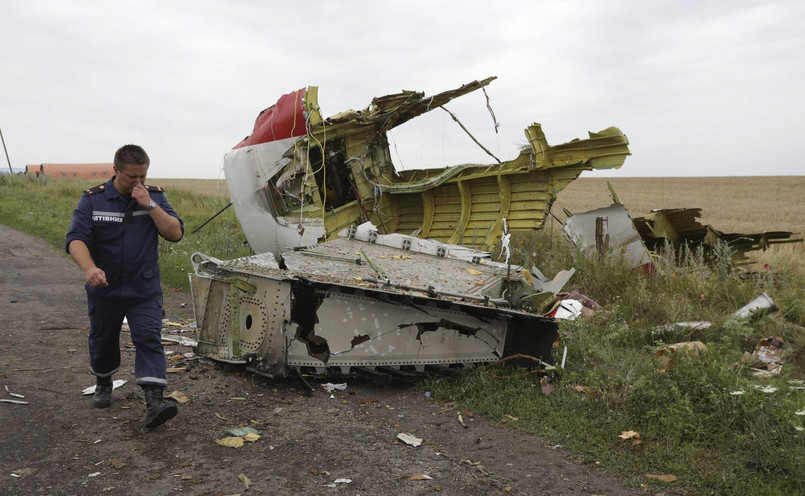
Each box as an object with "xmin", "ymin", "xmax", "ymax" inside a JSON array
[
  {"xmin": 488, "ymin": 175, "xmax": 511, "ymax": 247},
  {"xmin": 420, "ymin": 190, "xmax": 435, "ymax": 238},
  {"xmin": 449, "ymin": 181, "xmax": 471, "ymax": 244}
]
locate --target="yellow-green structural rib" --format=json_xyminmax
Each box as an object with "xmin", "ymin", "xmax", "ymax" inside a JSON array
[{"xmin": 255, "ymin": 78, "xmax": 630, "ymax": 252}]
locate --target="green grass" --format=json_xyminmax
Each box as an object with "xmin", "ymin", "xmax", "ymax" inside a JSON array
[
  {"xmin": 2, "ymin": 174, "xmax": 803, "ymax": 494},
  {"xmin": 0, "ymin": 174, "xmax": 252, "ymax": 291},
  {"xmin": 427, "ymin": 231, "xmax": 805, "ymax": 495}
]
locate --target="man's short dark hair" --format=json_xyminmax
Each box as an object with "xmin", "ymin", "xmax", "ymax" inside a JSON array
[{"xmin": 114, "ymin": 144, "xmax": 150, "ymax": 169}]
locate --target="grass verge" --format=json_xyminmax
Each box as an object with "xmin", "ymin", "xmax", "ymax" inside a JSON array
[{"xmin": 427, "ymin": 231, "xmax": 804, "ymax": 495}]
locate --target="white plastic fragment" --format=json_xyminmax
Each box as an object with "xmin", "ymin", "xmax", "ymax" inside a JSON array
[
  {"xmin": 1, "ymin": 399, "xmax": 29, "ymax": 405},
  {"xmin": 5, "ymin": 385, "xmax": 25, "ymax": 398},
  {"xmin": 321, "ymin": 382, "xmax": 347, "ymax": 393},
  {"xmin": 397, "ymin": 432, "xmax": 423, "ymax": 447},
  {"xmin": 10, "ymin": 468, "xmax": 36, "ymax": 478}
]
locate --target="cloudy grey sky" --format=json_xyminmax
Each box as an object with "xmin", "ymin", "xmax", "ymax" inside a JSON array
[{"xmin": 2, "ymin": 0, "xmax": 803, "ymax": 178}]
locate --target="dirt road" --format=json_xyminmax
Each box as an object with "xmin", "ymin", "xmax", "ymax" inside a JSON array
[{"xmin": 0, "ymin": 224, "xmax": 650, "ymax": 495}]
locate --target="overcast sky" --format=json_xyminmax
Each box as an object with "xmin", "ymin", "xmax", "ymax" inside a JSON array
[{"xmin": 2, "ymin": 0, "xmax": 803, "ymax": 178}]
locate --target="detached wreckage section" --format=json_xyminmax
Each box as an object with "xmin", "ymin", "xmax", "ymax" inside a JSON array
[
  {"xmin": 562, "ymin": 197, "xmax": 801, "ymax": 270},
  {"xmin": 191, "ymin": 77, "xmax": 632, "ymax": 377},
  {"xmin": 191, "ymin": 225, "xmax": 559, "ymax": 378},
  {"xmin": 223, "ymin": 76, "xmax": 630, "ymax": 255}
]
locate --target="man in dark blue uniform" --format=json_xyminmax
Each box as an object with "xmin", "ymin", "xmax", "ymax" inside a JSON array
[{"xmin": 66, "ymin": 144, "xmax": 184, "ymax": 429}]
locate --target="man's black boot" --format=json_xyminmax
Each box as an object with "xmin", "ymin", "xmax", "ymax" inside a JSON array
[
  {"xmin": 93, "ymin": 376, "xmax": 113, "ymax": 408},
  {"xmin": 143, "ymin": 385, "xmax": 178, "ymax": 429}
]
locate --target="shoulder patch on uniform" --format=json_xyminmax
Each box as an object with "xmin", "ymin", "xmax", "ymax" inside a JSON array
[
  {"xmin": 146, "ymin": 185, "xmax": 164, "ymax": 193},
  {"xmin": 83, "ymin": 184, "xmax": 106, "ymax": 196}
]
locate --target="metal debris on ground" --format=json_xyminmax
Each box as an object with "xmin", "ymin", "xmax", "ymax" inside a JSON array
[
  {"xmin": 5, "ymin": 385, "xmax": 24, "ymax": 398},
  {"xmin": 733, "ymin": 292, "xmax": 776, "ymax": 319},
  {"xmin": 632, "ymin": 207, "xmax": 801, "ymax": 265},
  {"xmin": 190, "ymin": 224, "xmax": 558, "ymax": 380},
  {"xmin": 741, "ymin": 336, "xmax": 787, "ymax": 377},
  {"xmin": 547, "ymin": 299, "xmax": 583, "ymax": 320},
  {"xmin": 161, "ymin": 335, "xmax": 198, "ymax": 347},
  {"xmin": 397, "ymin": 432, "xmax": 423, "ymax": 447},
  {"xmin": 562, "ymin": 203, "xmax": 652, "ymax": 270},
  {"xmin": 321, "ymin": 382, "xmax": 347, "ymax": 393}
]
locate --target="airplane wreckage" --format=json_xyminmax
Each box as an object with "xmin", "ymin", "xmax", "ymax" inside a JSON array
[{"xmin": 189, "ymin": 77, "xmax": 634, "ymax": 381}]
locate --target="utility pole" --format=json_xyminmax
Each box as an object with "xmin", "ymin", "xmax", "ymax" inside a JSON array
[{"xmin": 0, "ymin": 128, "xmax": 12, "ymax": 173}]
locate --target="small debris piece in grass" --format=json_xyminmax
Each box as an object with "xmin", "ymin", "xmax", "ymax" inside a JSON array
[
  {"xmin": 645, "ymin": 473, "xmax": 677, "ymax": 483},
  {"xmin": 227, "ymin": 426, "xmax": 260, "ymax": 437},
  {"xmin": 165, "ymin": 391, "xmax": 190, "ymax": 404},
  {"xmin": 540, "ymin": 376, "xmax": 554, "ymax": 395},
  {"xmin": 111, "ymin": 460, "xmax": 126, "ymax": 470},
  {"xmin": 166, "ymin": 366, "xmax": 187, "ymax": 373},
  {"xmin": 10, "ymin": 468, "xmax": 37, "ymax": 478},
  {"xmin": 655, "ymin": 341, "xmax": 707, "ymax": 372},
  {"xmin": 1, "ymin": 399, "xmax": 29, "ymax": 405},
  {"xmin": 397, "ymin": 432, "xmax": 423, "ymax": 447},
  {"xmin": 321, "ymin": 382, "xmax": 347, "ymax": 393},
  {"xmin": 243, "ymin": 433, "xmax": 260, "ymax": 442},
  {"xmin": 214, "ymin": 412, "xmax": 227, "ymax": 420},
  {"xmin": 618, "ymin": 430, "xmax": 641, "ymax": 445},
  {"xmin": 458, "ymin": 413, "xmax": 467, "ymax": 428},
  {"xmin": 238, "ymin": 473, "xmax": 251, "ymax": 489},
  {"xmin": 409, "ymin": 474, "xmax": 433, "ymax": 480},
  {"xmin": 215, "ymin": 437, "xmax": 244, "ymax": 448}
]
